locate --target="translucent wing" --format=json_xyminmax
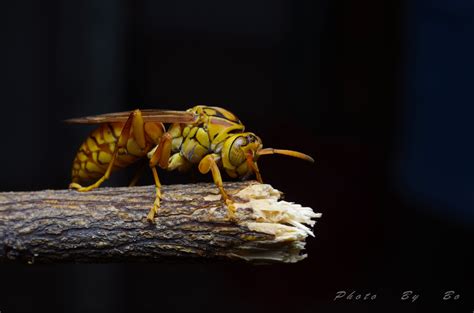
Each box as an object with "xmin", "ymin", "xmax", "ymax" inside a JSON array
[{"xmin": 64, "ymin": 109, "xmax": 198, "ymax": 124}]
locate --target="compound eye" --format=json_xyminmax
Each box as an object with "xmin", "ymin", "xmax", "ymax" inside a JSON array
[
  {"xmin": 234, "ymin": 136, "xmax": 248, "ymax": 147},
  {"xmin": 248, "ymin": 135, "xmax": 259, "ymax": 143}
]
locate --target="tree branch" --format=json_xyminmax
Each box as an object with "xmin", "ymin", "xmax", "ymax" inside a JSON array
[{"xmin": 0, "ymin": 181, "xmax": 321, "ymax": 263}]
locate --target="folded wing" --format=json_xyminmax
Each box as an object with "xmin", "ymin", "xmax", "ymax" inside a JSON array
[{"xmin": 65, "ymin": 109, "xmax": 198, "ymax": 124}]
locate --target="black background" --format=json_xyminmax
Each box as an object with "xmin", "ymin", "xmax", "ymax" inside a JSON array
[{"xmin": 1, "ymin": 1, "xmax": 473, "ymax": 312}]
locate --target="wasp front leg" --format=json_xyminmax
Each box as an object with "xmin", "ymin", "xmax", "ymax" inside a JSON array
[
  {"xmin": 198, "ymin": 154, "xmax": 236, "ymax": 221},
  {"xmin": 69, "ymin": 109, "xmax": 147, "ymax": 192},
  {"xmin": 246, "ymin": 153, "xmax": 263, "ymax": 183}
]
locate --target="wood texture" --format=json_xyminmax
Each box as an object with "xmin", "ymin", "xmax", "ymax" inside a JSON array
[{"xmin": 0, "ymin": 181, "xmax": 320, "ymax": 263}]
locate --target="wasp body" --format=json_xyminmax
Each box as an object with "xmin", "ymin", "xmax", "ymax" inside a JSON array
[{"xmin": 67, "ymin": 105, "xmax": 313, "ymax": 221}]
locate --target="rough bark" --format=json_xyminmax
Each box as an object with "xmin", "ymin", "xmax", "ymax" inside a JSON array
[{"xmin": 0, "ymin": 181, "xmax": 321, "ymax": 263}]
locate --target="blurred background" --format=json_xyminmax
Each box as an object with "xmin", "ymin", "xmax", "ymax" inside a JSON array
[{"xmin": 1, "ymin": 0, "xmax": 473, "ymax": 312}]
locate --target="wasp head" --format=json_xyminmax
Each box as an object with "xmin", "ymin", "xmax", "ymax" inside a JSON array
[{"xmin": 222, "ymin": 132, "xmax": 313, "ymax": 182}]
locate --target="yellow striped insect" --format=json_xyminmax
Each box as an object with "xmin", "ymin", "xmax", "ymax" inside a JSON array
[{"xmin": 67, "ymin": 105, "xmax": 314, "ymax": 222}]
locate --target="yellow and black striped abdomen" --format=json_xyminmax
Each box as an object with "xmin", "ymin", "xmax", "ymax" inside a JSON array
[{"xmin": 71, "ymin": 122, "xmax": 154, "ymax": 183}]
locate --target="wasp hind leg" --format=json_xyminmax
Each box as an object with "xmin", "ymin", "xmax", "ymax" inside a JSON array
[
  {"xmin": 147, "ymin": 133, "xmax": 173, "ymax": 222},
  {"xmin": 198, "ymin": 154, "xmax": 236, "ymax": 221},
  {"xmin": 69, "ymin": 109, "xmax": 146, "ymax": 192}
]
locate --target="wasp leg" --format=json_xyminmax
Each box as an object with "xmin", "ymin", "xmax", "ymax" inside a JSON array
[
  {"xmin": 146, "ymin": 133, "xmax": 173, "ymax": 222},
  {"xmin": 198, "ymin": 154, "xmax": 236, "ymax": 220},
  {"xmin": 69, "ymin": 109, "xmax": 147, "ymax": 192},
  {"xmin": 147, "ymin": 166, "xmax": 162, "ymax": 222},
  {"xmin": 149, "ymin": 133, "xmax": 173, "ymax": 169},
  {"xmin": 246, "ymin": 153, "xmax": 263, "ymax": 183}
]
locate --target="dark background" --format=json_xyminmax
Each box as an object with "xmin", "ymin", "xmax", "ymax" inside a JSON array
[{"xmin": 1, "ymin": 0, "xmax": 473, "ymax": 312}]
